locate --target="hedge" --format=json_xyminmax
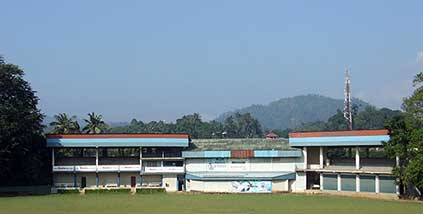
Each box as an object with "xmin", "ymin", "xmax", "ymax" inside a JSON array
[
  {"xmin": 85, "ymin": 188, "xmax": 131, "ymax": 194},
  {"xmin": 136, "ymin": 188, "xmax": 166, "ymax": 194},
  {"xmin": 57, "ymin": 189, "xmax": 80, "ymax": 194}
]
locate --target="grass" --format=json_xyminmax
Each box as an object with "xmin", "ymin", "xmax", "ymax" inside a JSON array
[{"xmin": 0, "ymin": 193, "xmax": 422, "ymax": 214}]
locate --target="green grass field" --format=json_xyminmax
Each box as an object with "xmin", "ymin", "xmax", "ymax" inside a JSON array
[{"xmin": 0, "ymin": 193, "xmax": 422, "ymax": 214}]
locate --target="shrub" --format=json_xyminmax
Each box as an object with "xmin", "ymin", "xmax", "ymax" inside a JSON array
[
  {"xmin": 57, "ymin": 189, "xmax": 80, "ymax": 194},
  {"xmin": 136, "ymin": 188, "xmax": 166, "ymax": 194},
  {"xmin": 85, "ymin": 188, "xmax": 131, "ymax": 194}
]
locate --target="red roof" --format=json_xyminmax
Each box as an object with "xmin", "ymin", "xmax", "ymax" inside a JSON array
[
  {"xmin": 266, "ymin": 133, "xmax": 278, "ymax": 137},
  {"xmin": 289, "ymin": 129, "xmax": 389, "ymax": 138},
  {"xmin": 46, "ymin": 134, "xmax": 189, "ymax": 139}
]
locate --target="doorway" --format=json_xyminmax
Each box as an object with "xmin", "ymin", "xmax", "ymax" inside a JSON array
[
  {"xmin": 81, "ymin": 176, "xmax": 86, "ymax": 188},
  {"xmin": 130, "ymin": 176, "xmax": 136, "ymax": 188}
]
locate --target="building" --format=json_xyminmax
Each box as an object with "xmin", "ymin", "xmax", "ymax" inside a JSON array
[
  {"xmin": 265, "ymin": 132, "xmax": 279, "ymax": 139},
  {"xmin": 46, "ymin": 130, "xmax": 397, "ymax": 197},
  {"xmin": 289, "ymin": 129, "xmax": 398, "ymax": 195},
  {"xmin": 47, "ymin": 134, "xmax": 189, "ymax": 192},
  {"xmin": 183, "ymin": 138, "xmax": 304, "ymax": 193}
]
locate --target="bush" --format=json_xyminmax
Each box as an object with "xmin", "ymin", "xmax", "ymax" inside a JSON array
[
  {"xmin": 57, "ymin": 189, "xmax": 80, "ymax": 194},
  {"xmin": 136, "ymin": 188, "xmax": 166, "ymax": 194},
  {"xmin": 85, "ymin": 188, "xmax": 131, "ymax": 194}
]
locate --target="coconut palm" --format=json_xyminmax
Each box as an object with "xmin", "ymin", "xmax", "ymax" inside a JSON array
[
  {"xmin": 50, "ymin": 113, "xmax": 81, "ymax": 134},
  {"xmin": 83, "ymin": 112, "xmax": 108, "ymax": 134}
]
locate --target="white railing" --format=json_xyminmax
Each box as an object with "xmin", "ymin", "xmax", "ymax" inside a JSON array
[
  {"xmin": 144, "ymin": 166, "xmax": 184, "ymax": 173},
  {"xmin": 53, "ymin": 165, "xmax": 183, "ymax": 173}
]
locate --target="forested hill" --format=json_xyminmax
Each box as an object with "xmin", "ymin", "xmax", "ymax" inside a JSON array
[{"xmin": 216, "ymin": 94, "xmax": 369, "ymax": 130}]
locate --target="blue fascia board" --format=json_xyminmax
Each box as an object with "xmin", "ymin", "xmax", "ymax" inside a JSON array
[
  {"xmin": 182, "ymin": 151, "xmax": 231, "ymax": 158},
  {"xmin": 254, "ymin": 150, "xmax": 302, "ymax": 158},
  {"xmin": 185, "ymin": 172, "xmax": 296, "ymax": 181},
  {"xmin": 46, "ymin": 138, "xmax": 189, "ymax": 147},
  {"xmin": 289, "ymin": 135, "xmax": 389, "ymax": 147}
]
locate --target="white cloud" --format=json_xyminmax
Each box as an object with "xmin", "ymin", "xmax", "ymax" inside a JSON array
[{"xmin": 417, "ymin": 51, "xmax": 423, "ymax": 63}]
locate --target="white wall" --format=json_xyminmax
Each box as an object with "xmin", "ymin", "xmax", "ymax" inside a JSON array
[
  {"xmin": 98, "ymin": 173, "xmax": 118, "ymax": 188},
  {"xmin": 162, "ymin": 174, "xmax": 178, "ymax": 192},
  {"xmin": 186, "ymin": 157, "xmax": 301, "ymax": 172},
  {"xmin": 292, "ymin": 172, "xmax": 306, "ymax": 192}
]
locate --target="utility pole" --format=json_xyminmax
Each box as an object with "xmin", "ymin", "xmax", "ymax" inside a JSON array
[{"xmin": 344, "ymin": 68, "xmax": 353, "ymax": 130}]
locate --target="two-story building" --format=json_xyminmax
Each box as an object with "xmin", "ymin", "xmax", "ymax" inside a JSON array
[
  {"xmin": 289, "ymin": 129, "xmax": 398, "ymax": 195},
  {"xmin": 47, "ymin": 134, "xmax": 189, "ymax": 192}
]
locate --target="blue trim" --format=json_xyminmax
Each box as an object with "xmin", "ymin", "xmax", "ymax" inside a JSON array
[
  {"xmin": 185, "ymin": 172, "xmax": 296, "ymax": 181},
  {"xmin": 204, "ymin": 151, "xmax": 231, "ymax": 158},
  {"xmin": 47, "ymin": 138, "xmax": 189, "ymax": 147},
  {"xmin": 289, "ymin": 135, "xmax": 389, "ymax": 146},
  {"xmin": 254, "ymin": 150, "xmax": 302, "ymax": 157}
]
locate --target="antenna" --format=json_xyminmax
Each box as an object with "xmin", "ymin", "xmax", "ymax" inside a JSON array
[{"xmin": 344, "ymin": 68, "xmax": 353, "ymax": 130}]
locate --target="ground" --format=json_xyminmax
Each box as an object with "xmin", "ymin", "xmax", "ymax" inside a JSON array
[{"xmin": 0, "ymin": 193, "xmax": 422, "ymax": 214}]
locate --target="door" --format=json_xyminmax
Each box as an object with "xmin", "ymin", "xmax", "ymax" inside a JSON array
[
  {"xmin": 130, "ymin": 176, "xmax": 136, "ymax": 188},
  {"xmin": 81, "ymin": 176, "xmax": 86, "ymax": 188}
]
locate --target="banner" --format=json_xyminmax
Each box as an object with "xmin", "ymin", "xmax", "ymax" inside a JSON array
[{"xmin": 231, "ymin": 181, "xmax": 272, "ymax": 193}]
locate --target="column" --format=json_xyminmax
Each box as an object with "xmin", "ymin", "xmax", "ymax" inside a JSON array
[
  {"xmin": 375, "ymin": 175, "xmax": 380, "ymax": 193},
  {"xmin": 117, "ymin": 172, "xmax": 120, "ymax": 188},
  {"xmin": 337, "ymin": 173, "xmax": 341, "ymax": 191},
  {"xmin": 139, "ymin": 147, "xmax": 143, "ymax": 187},
  {"xmin": 319, "ymin": 146, "xmax": 324, "ymax": 169},
  {"xmin": 52, "ymin": 148, "xmax": 55, "ymax": 168},
  {"xmin": 319, "ymin": 173, "xmax": 323, "ymax": 190},
  {"xmin": 303, "ymin": 147, "xmax": 308, "ymax": 169},
  {"xmin": 73, "ymin": 172, "xmax": 77, "ymax": 188},
  {"xmin": 355, "ymin": 147, "xmax": 360, "ymax": 170},
  {"xmin": 95, "ymin": 147, "xmax": 99, "ymax": 170},
  {"xmin": 356, "ymin": 174, "xmax": 360, "ymax": 192},
  {"xmin": 395, "ymin": 156, "xmax": 400, "ymax": 195}
]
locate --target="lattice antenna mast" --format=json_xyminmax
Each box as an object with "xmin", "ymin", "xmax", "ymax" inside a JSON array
[{"xmin": 344, "ymin": 68, "xmax": 353, "ymax": 130}]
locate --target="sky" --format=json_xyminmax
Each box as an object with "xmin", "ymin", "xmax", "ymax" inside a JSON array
[{"xmin": 1, "ymin": 0, "xmax": 423, "ymax": 122}]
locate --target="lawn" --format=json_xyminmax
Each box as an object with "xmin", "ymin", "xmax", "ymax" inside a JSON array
[{"xmin": 0, "ymin": 193, "xmax": 422, "ymax": 214}]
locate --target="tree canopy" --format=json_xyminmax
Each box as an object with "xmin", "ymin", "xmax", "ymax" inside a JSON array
[
  {"xmin": 0, "ymin": 57, "xmax": 49, "ymax": 186},
  {"xmin": 384, "ymin": 73, "xmax": 423, "ymax": 197}
]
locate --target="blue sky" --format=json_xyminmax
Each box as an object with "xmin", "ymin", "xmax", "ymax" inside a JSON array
[{"xmin": 1, "ymin": 0, "xmax": 423, "ymax": 122}]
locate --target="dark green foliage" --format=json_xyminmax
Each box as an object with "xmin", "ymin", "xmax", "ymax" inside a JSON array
[
  {"xmin": 83, "ymin": 112, "xmax": 108, "ymax": 134},
  {"xmin": 295, "ymin": 106, "xmax": 402, "ymax": 132},
  {"xmin": 216, "ymin": 94, "xmax": 369, "ymax": 130},
  {"xmin": 49, "ymin": 113, "xmax": 81, "ymax": 134},
  {"xmin": 85, "ymin": 188, "xmax": 131, "ymax": 194},
  {"xmin": 0, "ymin": 57, "xmax": 49, "ymax": 186},
  {"xmin": 109, "ymin": 113, "xmax": 261, "ymax": 139},
  {"xmin": 57, "ymin": 189, "xmax": 80, "ymax": 194},
  {"xmin": 384, "ymin": 72, "xmax": 423, "ymax": 197},
  {"xmin": 135, "ymin": 188, "xmax": 166, "ymax": 194}
]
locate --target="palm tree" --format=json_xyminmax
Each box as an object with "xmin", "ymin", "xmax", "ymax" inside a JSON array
[
  {"xmin": 50, "ymin": 113, "xmax": 81, "ymax": 134},
  {"xmin": 83, "ymin": 112, "xmax": 108, "ymax": 134}
]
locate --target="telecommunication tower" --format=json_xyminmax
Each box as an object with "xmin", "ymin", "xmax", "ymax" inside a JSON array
[{"xmin": 344, "ymin": 69, "xmax": 353, "ymax": 130}]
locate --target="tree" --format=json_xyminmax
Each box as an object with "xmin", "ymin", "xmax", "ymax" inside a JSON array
[
  {"xmin": 0, "ymin": 56, "xmax": 48, "ymax": 185},
  {"xmin": 50, "ymin": 113, "xmax": 81, "ymax": 134},
  {"xmin": 384, "ymin": 72, "xmax": 423, "ymax": 197},
  {"xmin": 83, "ymin": 112, "xmax": 108, "ymax": 134},
  {"xmin": 224, "ymin": 112, "xmax": 263, "ymax": 138}
]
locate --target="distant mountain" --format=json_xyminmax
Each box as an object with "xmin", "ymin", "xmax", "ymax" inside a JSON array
[{"xmin": 216, "ymin": 94, "xmax": 370, "ymax": 130}]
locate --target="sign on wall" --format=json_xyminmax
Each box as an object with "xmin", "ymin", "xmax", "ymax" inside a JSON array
[
  {"xmin": 207, "ymin": 158, "xmax": 228, "ymax": 171},
  {"xmin": 231, "ymin": 181, "xmax": 272, "ymax": 193}
]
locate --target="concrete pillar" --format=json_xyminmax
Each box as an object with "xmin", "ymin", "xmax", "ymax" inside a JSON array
[
  {"xmin": 95, "ymin": 147, "xmax": 99, "ymax": 171},
  {"xmin": 52, "ymin": 148, "xmax": 55, "ymax": 168},
  {"xmin": 356, "ymin": 174, "xmax": 360, "ymax": 192},
  {"xmin": 96, "ymin": 173, "xmax": 99, "ymax": 188},
  {"xmin": 319, "ymin": 146, "xmax": 324, "ymax": 169},
  {"xmin": 319, "ymin": 173, "xmax": 323, "ymax": 190},
  {"xmin": 355, "ymin": 147, "xmax": 360, "ymax": 170},
  {"xmin": 375, "ymin": 175, "xmax": 380, "ymax": 193},
  {"xmin": 303, "ymin": 147, "xmax": 308, "ymax": 169},
  {"xmin": 117, "ymin": 172, "xmax": 120, "ymax": 187},
  {"xmin": 337, "ymin": 173, "xmax": 341, "ymax": 191},
  {"xmin": 139, "ymin": 147, "xmax": 143, "ymax": 174}
]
